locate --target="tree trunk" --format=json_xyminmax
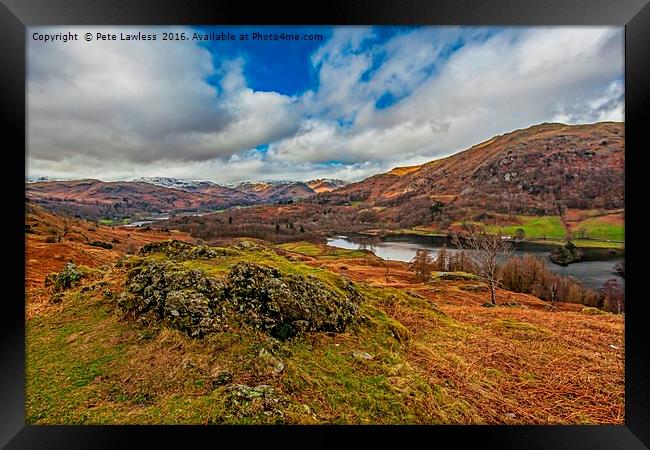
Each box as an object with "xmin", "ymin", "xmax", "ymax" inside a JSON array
[{"xmin": 489, "ymin": 281, "xmax": 497, "ymax": 305}]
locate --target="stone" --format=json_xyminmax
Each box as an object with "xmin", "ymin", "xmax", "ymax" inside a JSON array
[
  {"xmin": 258, "ymin": 348, "xmax": 285, "ymax": 375},
  {"xmin": 212, "ymin": 371, "xmax": 234, "ymax": 387},
  {"xmin": 352, "ymin": 351, "xmax": 374, "ymax": 361},
  {"xmin": 223, "ymin": 384, "xmax": 288, "ymax": 422},
  {"xmin": 118, "ymin": 244, "xmax": 362, "ymax": 339}
]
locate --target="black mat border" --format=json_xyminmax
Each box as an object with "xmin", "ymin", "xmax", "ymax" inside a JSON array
[{"xmin": 1, "ymin": 1, "xmax": 648, "ymax": 448}]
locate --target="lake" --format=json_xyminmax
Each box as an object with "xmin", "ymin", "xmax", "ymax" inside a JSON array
[{"xmin": 327, "ymin": 234, "xmax": 624, "ymax": 291}]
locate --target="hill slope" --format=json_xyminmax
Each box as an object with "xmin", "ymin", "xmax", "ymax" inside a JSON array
[
  {"xmin": 320, "ymin": 122, "xmax": 623, "ymax": 226},
  {"xmin": 26, "ymin": 235, "xmax": 624, "ymax": 425},
  {"xmin": 26, "ymin": 179, "xmax": 259, "ymax": 220}
]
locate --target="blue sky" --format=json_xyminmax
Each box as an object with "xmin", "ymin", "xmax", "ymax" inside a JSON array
[{"xmin": 27, "ymin": 26, "xmax": 624, "ymax": 183}]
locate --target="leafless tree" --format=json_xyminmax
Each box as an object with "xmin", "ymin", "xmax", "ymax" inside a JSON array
[
  {"xmin": 410, "ymin": 248, "xmax": 435, "ymax": 281},
  {"xmin": 452, "ymin": 231, "xmax": 514, "ymax": 305},
  {"xmin": 601, "ymin": 279, "xmax": 624, "ymax": 314}
]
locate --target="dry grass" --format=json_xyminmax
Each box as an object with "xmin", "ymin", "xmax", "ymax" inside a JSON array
[
  {"xmin": 25, "ymin": 227, "xmax": 624, "ymax": 425},
  {"xmin": 395, "ymin": 304, "xmax": 624, "ymax": 424}
]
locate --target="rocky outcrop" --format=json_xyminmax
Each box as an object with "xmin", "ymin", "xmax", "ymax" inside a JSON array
[
  {"xmin": 226, "ymin": 262, "xmax": 361, "ymax": 339},
  {"xmin": 118, "ymin": 259, "xmax": 226, "ymax": 338},
  {"xmin": 117, "ymin": 244, "xmax": 362, "ymax": 339},
  {"xmin": 139, "ymin": 239, "xmax": 239, "ymax": 260},
  {"xmin": 549, "ymin": 242, "xmax": 584, "ymax": 266}
]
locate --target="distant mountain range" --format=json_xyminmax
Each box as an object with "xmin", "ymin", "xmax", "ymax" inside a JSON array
[
  {"xmin": 26, "ymin": 122, "xmax": 623, "ymax": 229},
  {"xmin": 25, "ymin": 176, "xmax": 349, "ymax": 220}
]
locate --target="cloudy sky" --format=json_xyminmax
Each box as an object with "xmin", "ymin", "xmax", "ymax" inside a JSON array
[{"xmin": 27, "ymin": 26, "xmax": 624, "ymax": 183}]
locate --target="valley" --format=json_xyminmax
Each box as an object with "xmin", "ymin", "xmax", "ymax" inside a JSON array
[
  {"xmin": 24, "ymin": 121, "xmax": 626, "ymax": 425},
  {"xmin": 25, "ymin": 207, "xmax": 624, "ymax": 425}
]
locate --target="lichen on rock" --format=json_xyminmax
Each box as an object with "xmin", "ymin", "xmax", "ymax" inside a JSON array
[
  {"xmin": 139, "ymin": 239, "xmax": 240, "ymax": 260},
  {"xmin": 118, "ymin": 259, "xmax": 226, "ymax": 338},
  {"xmin": 116, "ymin": 244, "xmax": 363, "ymax": 339},
  {"xmin": 226, "ymin": 261, "xmax": 362, "ymax": 338}
]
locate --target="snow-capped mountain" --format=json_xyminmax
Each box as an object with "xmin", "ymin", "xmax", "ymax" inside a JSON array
[{"xmin": 133, "ymin": 177, "xmax": 220, "ymax": 191}]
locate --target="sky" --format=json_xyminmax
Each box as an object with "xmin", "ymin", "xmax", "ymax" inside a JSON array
[{"xmin": 27, "ymin": 26, "xmax": 624, "ymax": 184}]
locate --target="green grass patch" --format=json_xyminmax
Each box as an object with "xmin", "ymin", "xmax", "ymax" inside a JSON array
[
  {"xmin": 574, "ymin": 216, "xmax": 624, "ymax": 242},
  {"xmin": 278, "ymin": 241, "xmax": 323, "ymax": 256},
  {"xmin": 485, "ymin": 216, "xmax": 566, "ymax": 239},
  {"xmin": 278, "ymin": 241, "xmax": 372, "ymax": 260}
]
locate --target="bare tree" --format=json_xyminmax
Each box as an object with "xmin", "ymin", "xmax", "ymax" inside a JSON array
[
  {"xmin": 410, "ymin": 248, "xmax": 435, "ymax": 281},
  {"xmin": 452, "ymin": 231, "xmax": 514, "ymax": 305},
  {"xmin": 600, "ymin": 279, "xmax": 624, "ymax": 314}
]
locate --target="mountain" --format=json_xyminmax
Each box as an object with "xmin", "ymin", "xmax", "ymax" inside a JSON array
[
  {"xmin": 233, "ymin": 181, "xmax": 316, "ymax": 202},
  {"xmin": 25, "ymin": 178, "xmax": 258, "ymax": 220},
  {"xmin": 132, "ymin": 177, "xmax": 221, "ymax": 192},
  {"xmin": 26, "ymin": 176, "xmax": 71, "ymax": 183},
  {"xmin": 306, "ymin": 179, "xmax": 348, "ymax": 193},
  {"xmin": 317, "ymin": 122, "xmax": 624, "ymax": 227}
]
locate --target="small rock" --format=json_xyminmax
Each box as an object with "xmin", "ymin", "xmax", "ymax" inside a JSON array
[
  {"xmin": 352, "ymin": 351, "xmax": 374, "ymax": 361},
  {"xmin": 258, "ymin": 348, "xmax": 285, "ymax": 374},
  {"xmin": 212, "ymin": 371, "xmax": 234, "ymax": 387},
  {"xmin": 609, "ymin": 344, "xmax": 619, "ymax": 350}
]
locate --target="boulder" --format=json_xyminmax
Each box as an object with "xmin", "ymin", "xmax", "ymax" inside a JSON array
[
  {"xmin": 139, "ymin": 239, "xmax": 239, "ymax": 260},
  {"xmin": 226, "ymin": 262, "xmax": 361, "ymax": 337},
  {"xmin": 118, "ymin": 259, "xmax": 226, "ymax": 337},
  {"xmin": 117, "ymin": 251, "xmax": 362, "ymax": 339}
]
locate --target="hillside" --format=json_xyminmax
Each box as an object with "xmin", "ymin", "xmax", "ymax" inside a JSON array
[
  {"xmin": 161, "ymin": 122, "xmax": 624, "ymax": 245},
  {"xmin": 25, "ymin": 202, "xmax": 194, "ymax": 297},
  {"xmin": 233, "ymin": 181, "xmax": 316, "ymax": 202},
  {"xmin": 25, "ymin": 179, "xmax": 259, "ymax": 220},
  {"xmin": 306, "ymin": 179, "xmax": 348, "ymax": 193},
  {"xmin": 25, "ymin": 227, "xmax": 624, "ymax": 424},
  {"xmin": 318, "ymin": 122, "xmax": 624, "ymax": 228},
  {"xmin": 26, "ymin": 178, "xmax": 339, "ymax": 221}
]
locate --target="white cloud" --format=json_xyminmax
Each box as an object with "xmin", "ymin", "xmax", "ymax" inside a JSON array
[
  {"xmin": 28, "ymin": 27, "xmax": 298, "ymax": 167},
  {"xmin": 267, "ymin": 26, "xmax": 623, "ymax": 168},
  {"xmin": 27, "ymin": 26, "xmax": 624, "ymax": 184}
]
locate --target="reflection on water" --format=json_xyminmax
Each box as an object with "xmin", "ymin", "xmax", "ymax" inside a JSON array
[{"xmin": 327, "ymin": 234, "xmax": 624, "ymax": 291}]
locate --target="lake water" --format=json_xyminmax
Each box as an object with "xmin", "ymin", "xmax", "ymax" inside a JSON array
[
  {"xmin": 123, "ymin": 216, "xmax": 170, "ymax": 227},
  {"xmin": 327, "ymin": 234, "xmax": 624, "ymax": 291}
]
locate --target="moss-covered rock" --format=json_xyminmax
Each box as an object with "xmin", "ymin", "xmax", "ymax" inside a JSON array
[
  {"xmin": 139, "ymin": 239, "xmax": 240, "ymax": 260},
  {"xmin": 222, "ymin": 384, "xmax": 289, "ymax": 423},
  {"xmin": 117, "ymin": 246, "xmax": 362, "ymax": 339},
  {"xmin": 434, "ymin": 272, "xmax": 479, "ymax": 281},
  {"xmin": 118, "ymin": 259, "xmax": 226, "ymax": 337},
  {"xmin": 226, "ymin": 261, "xmax": 361, "ymax": 336},
  {"xmin": 44, "ymin": 262, "xmax": 83, "ymax": 292}
]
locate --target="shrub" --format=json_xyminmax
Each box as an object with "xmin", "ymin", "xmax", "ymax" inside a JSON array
[{"xmin": 44, "ymin": 262, "xmax": 82, "ymax": 292}]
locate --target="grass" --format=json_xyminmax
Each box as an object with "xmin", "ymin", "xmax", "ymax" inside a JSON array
[
  {"xmin": 573, "ymin": 216, "xmax": 624, "ymax": 242},
  {"xmin": 529, "ymin": 239, "xmax": 624, "ymax": 250},
  {"xmin": 485, "ymin": 216, "xmax": 566, "ymax": 240},
  {"xmin": 393, "ymin": 228, "xmax": 447, "ymax": 237},
  {"xmin": 278, "ymin": 241, "xmax": 371, "ymax": 259},
  {"xmin": 26, "ymin": 239, "xmax": 625, "ymax": 425}
]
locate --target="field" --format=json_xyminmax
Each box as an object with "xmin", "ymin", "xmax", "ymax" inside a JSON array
[
  {"xmin": 26, "ymin": 235, "xmax": 624, "ymax": 425},
  {"xmin": 485, "ymin": 216, "xmax": 566, "ymax": 240},
  {"xmin": 573, "ymin": 213, "xmax": 624, "ymax": 242}
]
